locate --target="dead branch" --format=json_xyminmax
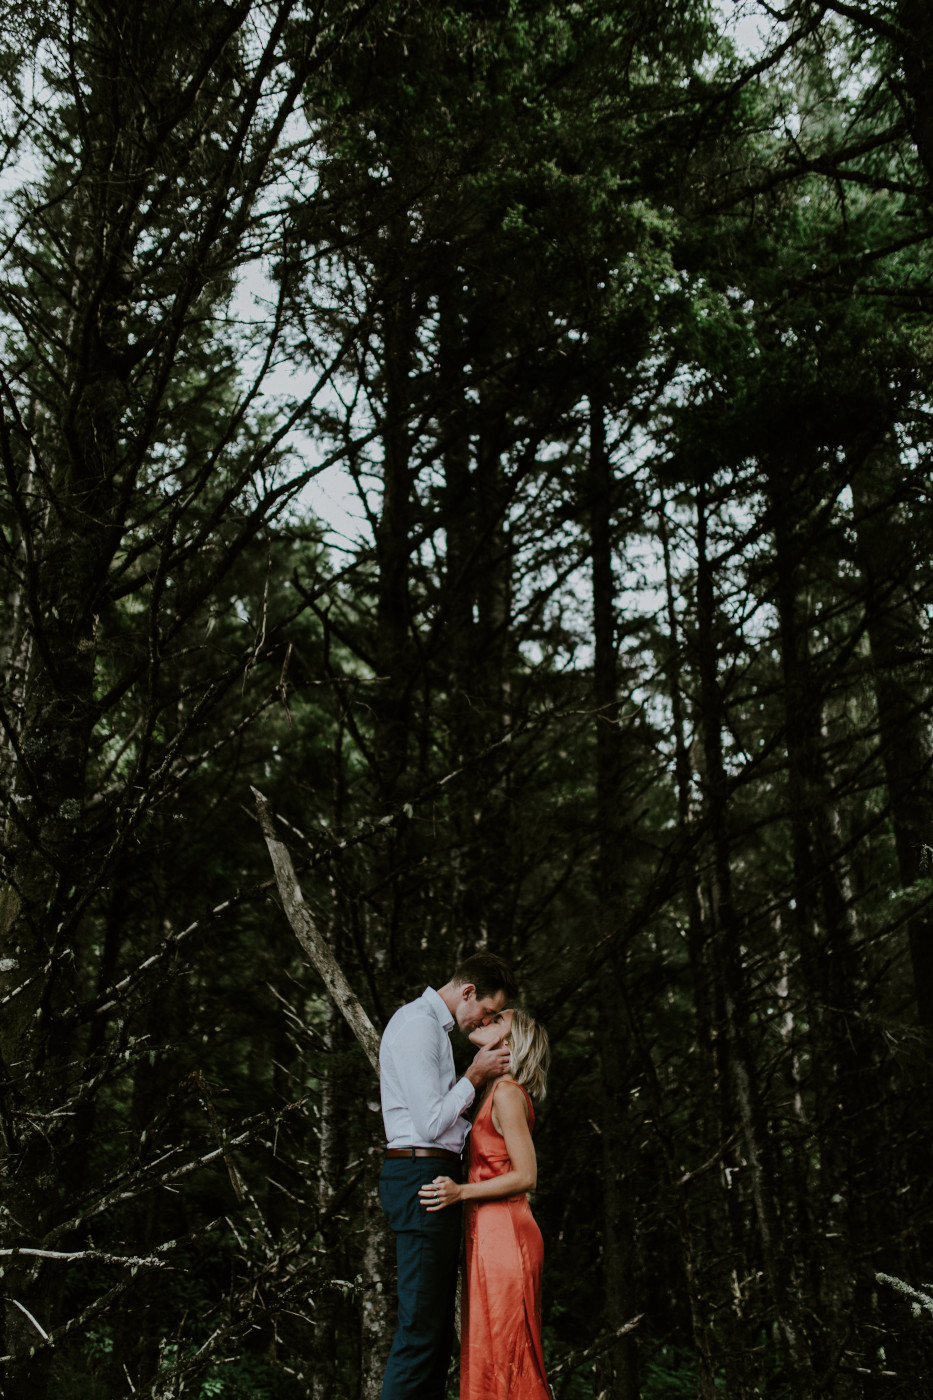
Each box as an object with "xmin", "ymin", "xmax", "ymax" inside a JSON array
[
  {"xmin": 251, "ymin": 785, "xmax": 381, "ymax": 1073},
  {"xmin": 0, "ymin": 1247, "xmax": 165, "ymax": 1267},
  {"xmin": 551, "ymin": 1314, "xmax": 645, "ymax": 1400}
]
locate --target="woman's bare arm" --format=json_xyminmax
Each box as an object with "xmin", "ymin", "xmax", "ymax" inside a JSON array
[{"xmin": 419, "ymin": 1083, "xmax": 536, "ymax": 1211}]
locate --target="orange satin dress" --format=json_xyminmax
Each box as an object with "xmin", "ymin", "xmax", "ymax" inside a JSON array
[{"xmin": 461, "ymin": 1080, "xmax": 551, "ymax": 1400}]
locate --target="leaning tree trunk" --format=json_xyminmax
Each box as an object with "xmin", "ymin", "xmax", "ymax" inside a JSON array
[{"xmin": 254, "ymin": 786, "xmax": 388, "ymax": 1399}]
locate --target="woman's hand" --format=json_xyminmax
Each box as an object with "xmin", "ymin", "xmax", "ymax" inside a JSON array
[{"xmin": 418, "ymin": 1175, "xmax": 461, "ymax": 1211}]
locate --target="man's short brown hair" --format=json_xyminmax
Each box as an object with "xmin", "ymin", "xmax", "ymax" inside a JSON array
[{"xmin": 451, "ymin": 951, "xmax": 518, "ymax": 1003}]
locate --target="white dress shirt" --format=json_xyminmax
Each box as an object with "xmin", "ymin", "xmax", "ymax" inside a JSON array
[{"xmin": 380, "ymin": 987, "xmax": 475, "ymax": 1151}]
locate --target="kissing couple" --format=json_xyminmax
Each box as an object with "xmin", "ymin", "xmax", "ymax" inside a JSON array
[{"xmin": 379, "ymin": 951, "xmax": 552, "ymax": 1399}]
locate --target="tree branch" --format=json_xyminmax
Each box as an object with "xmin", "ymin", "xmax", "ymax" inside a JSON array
[{"xmin": 251, "ymin": 786, "xmax": 382, "ymax": 1073}]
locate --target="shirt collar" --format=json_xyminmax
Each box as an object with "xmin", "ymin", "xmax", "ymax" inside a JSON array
[{"xmin": 422, "ymin": 986, "xmax": 454, "ymax": 1033}]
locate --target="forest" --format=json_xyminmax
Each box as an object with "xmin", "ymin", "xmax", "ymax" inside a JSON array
[{"xmin": 1, "ymin": 0, "xmax": 932, "ymax": 1396}]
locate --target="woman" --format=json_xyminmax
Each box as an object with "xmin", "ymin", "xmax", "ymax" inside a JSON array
[{"xmin": 419, "ymin": 1008, "xmax": 552, "ymax": 1400}]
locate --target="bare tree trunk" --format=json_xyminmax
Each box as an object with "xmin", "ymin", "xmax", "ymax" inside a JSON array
[
  {"xmin": 253, "ymin": 790, "xmax": 402, "ymax": 1400},
  {"xmin": 896, "ymin": 0, "xmax": 933, "ymax": 182},
  {"xmin": 587, "ymin": 397, "xmax": 640, "ymax": 1400},
  {"xmin": 309, "ymin": 998, "xmax": 347, "ymax": 1400},
  {"xmin": 360, "ymin": 1163, "xmax": 395, "ymax": 1400},
  {"xmin": 0, "ymin": 223, "xmax": 127, "ymax": 1400},
  {"xmin": 439, "ymin": 287, "xmax": 514, "ymax": 951},
  {"xmin": 852, "ymin": 448, "xmax": 933, "ymax": 1028},
  {"xmin": 768, "ymin": 454, "xmax": 874, "ymax": 1398},
  {"xmin": 694, "ymin": 481, "xmax": 817, "ymax": 1395},
  {"xmin": 0, "ymin": 405, "xmax": 39, "ymax": 800},
  {"xmin": 440, "ymin": 280, "xmax": 479, "ymax": 945},
  {"xmin": 373, "ymin": 262, "xmax": 417, "ymax": 803},
  {"xmin": 657, "ymin": 494, "xmax": 730, "ymax": 1400},
  {"xmin": 470, "ymin": 412, "xmax": 514, "ymax": 946}
]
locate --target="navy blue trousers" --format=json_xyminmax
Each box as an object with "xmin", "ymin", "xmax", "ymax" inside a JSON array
[{"xmin": 379, "ymin": 1156, "xmax": 463, "ymax": 1400}]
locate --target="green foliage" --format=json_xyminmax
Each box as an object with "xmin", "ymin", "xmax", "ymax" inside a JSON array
[{"xmin": 641, "ymin": 1345, "xmax": 726, "ymax": 1397}]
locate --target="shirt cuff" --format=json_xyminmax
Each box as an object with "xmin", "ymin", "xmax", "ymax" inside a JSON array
[{"xmin": 455, "ymin": 1076, "xmax": 475, "ymax": 1114}]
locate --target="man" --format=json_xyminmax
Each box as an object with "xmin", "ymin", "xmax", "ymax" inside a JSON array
[{"xmin": 379, "ymin": 950, "xmax": 519, "ymax": 1399}]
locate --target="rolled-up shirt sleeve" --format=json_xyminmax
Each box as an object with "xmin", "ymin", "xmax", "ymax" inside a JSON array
[{"xmin": 392, "ymin": 1017, "xmax": 474, "ymax": 1143}]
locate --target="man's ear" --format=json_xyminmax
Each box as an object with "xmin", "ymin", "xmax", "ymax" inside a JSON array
[{"xmin": 459, "ymin": 983, "xmax": 476, "ymax": 1002}]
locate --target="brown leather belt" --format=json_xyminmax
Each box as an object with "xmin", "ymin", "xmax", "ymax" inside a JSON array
[{"xmin": 385, "ymin": 1146, "xmax": 461, "ymax": 1162}]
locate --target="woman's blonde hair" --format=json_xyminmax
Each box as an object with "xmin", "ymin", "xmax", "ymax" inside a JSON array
[{"xmin": 506, "ymin": 1009, "xmax": 550, "ymax": 1102}]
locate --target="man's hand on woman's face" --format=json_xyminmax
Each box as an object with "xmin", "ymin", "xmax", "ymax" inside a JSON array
[{"xmin": 467, "ymin": 1042, "xmax": 511, "ymax": 1085}]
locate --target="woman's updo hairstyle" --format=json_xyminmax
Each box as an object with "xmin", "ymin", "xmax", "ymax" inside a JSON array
[{"xmin": 505, "ymin": 1009, "xmax": 550, "ymax": 1101}]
